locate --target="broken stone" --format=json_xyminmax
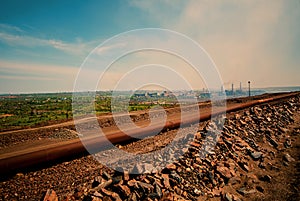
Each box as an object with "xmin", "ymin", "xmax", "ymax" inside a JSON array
[
  {"xmin": 190, "ymin": 141, "xmax": 201, "ymax": 147},
  {"xmin": 283, "ymin": 153, "xmax": 295, "ymax": 162},
  {"xmin": 283, "ymin": 161, "xmax": 289, "ymax": 166},
  {"xmin": 212, "ymin": 188, "xmax": 222, "ymax": 197},
  {"xmin": 250, "ymin": 151, "xmax": 263, "ymax": 160},
  {"xmin": 154, "ymin": 183, "xmax": 162, "ymax": 198},
  {"xmin": 123, "ymin": 170, "xmax": 130, "ymax": 181},
  {"xmin": 137, "ymin": 181, "xmax": 154, "ymax": 192},
  {"xmin": 232, "ymin": 194, "xmax": 242, "ymax": 201},
  {"xmin": 194, "ymin": 188, "xmax": 201, "ymax": 195},
  {"xmin": 279, "ymin": 127, "xmax": 289, "ymax": 133},
  {"xmin": 238, "ymin": 161, "xmax": 250, "ymax": 172},
  {"xmin": 101, "ymin": 188, "xmax": 121, "ymax": 201},
  {"xmin": 90, "ymin": 179, "xmax": 113, "ymax": 192},
  {"xmin": 43, "ymin": 189, "xmax": 58, "ymax": 201},
  {"xmin": 102, "ymin": 171, "xmax": 111, "ymax": 180},
  {"xmin": 208, "ymin": 171, "xmax": 217, "ymax": 185},
  {"xmin": 170, "ymin": 171, "xmax": 182, "ymax": 183},
  {"xmin": 216, "ymin": 166, "xmax": 232, "ymax": 179},
  {"xmin": 237, "ymin": 188, "xmax": 256, "ymax": 196},
  {"xmin": 161, "ymin": 174, "xmax": 171, "ymax": 189},
  {"xmin": 92, "ymin": 191, "xmax": 103, "ymax": 201},
  {"xmin": 165, "ymin": 163, "xmax": 176, "ymax": 170},
  {"xmin": 268, "ymin": 137, "xmax": 278, "ymax": 148},
  {"xmin": 223, "ymin": 192, "xmax": 233, "ymax": 201},
  {"xmin": 127, "ymin": 179, "xmax": 138, "ymax": 187},
  {"xmin": 284, "ymin": 138, "xmax": 292, "ymax": 148}
]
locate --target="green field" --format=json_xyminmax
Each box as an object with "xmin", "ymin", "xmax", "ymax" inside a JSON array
[{"xmin": 0, "ymin": 92, "xmax": 178, "ymax": 131}]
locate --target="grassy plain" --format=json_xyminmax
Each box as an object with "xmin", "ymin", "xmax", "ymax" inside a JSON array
[{"xmin": 0, "ymin": 92, "xmax": 178, "ymax": 131}]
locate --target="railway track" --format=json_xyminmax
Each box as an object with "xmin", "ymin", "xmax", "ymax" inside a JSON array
[{"xmin": 0, "ymin": 92, "xmax": 299, "ymax": 175}]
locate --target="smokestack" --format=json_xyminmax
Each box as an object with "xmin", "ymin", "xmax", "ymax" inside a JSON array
[
  {"xmin": 248, "ymin": 81, "xmax": 251, "ymax": 96},
  {"xmin": 232, "ymin": 83, "xmax": 234, "ymax": 94},
  {"xmin": 240, "ymin": 82, "xmax": 242, "ymax": 91}
]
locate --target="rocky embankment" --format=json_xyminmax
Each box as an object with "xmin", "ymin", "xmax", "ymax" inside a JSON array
[{"xmin": 1, "ymin": 95, "xmax": 299, "ymax": 201}]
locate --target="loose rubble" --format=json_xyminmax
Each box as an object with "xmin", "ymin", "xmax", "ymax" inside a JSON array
[
  {"xmin": 0, "ymin": 95, "xmax": 299, "ymax": 201},
  {"xmin": 0, "ymin": 126, "xmax": 77, "ymax": 149}
]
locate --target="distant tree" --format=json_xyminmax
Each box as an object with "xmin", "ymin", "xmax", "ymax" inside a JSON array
[{"xmin": 30, "ymin": 108, "xmax": 37, "ymax": 116}]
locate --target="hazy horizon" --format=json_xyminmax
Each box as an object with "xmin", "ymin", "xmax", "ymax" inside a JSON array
[{"xmin": 1, "ymin": 85, "xmax": 300, "ymax": 95}]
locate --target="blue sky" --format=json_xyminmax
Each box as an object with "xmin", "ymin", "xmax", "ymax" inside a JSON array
[{"xmin": 0, "ymin": 0, "xmax": 299, "ymax": 93}]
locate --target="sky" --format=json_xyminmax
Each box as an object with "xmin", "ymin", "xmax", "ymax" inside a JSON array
[{"xmin": 0, "ymin": 0, "xmax": 299, "ymax": 93}]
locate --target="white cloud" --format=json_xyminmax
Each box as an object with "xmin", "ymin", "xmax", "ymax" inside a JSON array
[
  {"xmin": 0, "ymin": 24, "xmax": 99, "ymax": 56},
  {"xmin": 95, "ymin": 42, "xmax": 127, "ymax": 54},
  {"xmin": 0, "ymin": 23, "xmax": 24, "ymax": 33}
]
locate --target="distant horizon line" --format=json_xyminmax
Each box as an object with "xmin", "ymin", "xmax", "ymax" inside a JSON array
[{"xmin": 1, "ymin": 85, "xmax": 300, "ymax": 95}]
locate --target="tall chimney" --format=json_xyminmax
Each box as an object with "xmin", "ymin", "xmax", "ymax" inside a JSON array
[{"xmin": 248, "ymin": 81, "xmax": 251, "ymax": 96}]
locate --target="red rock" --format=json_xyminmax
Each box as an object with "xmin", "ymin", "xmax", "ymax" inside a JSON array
[
  {"xmin": 166, "ymin": 163, "xmax": 176, "ymax": 170},
  {"xmin": 232, "ymin": 194, "xmax": 242, "ymax": 201},
  {"xmin": 237, "ymin": 188, "xmax": 256, "ymax": 196},
  {"xmin": 161, "ymin": 174, "xmax": 171, "ymax": 189},
  {"xmin": 216, "ymin": 166, "xmax": 232, "ymax": 179},
  {"xmin": 174, "ymin": 186, "xmax": 183, "ymax": 195},
  {"xmin": 101, "ymin": 188, "xmax": 122, "ymax": 201},
  {"xmin": 101, "ymin": 188, "xmax": 113, "ymax": 196},
  {"xmin": 223, "ymin": 192, "xmax": 233, "ymax": 201},
  {"xmin": 212, "ymin": 188, "xmax": 222, "ymax": 197},
  {"xmin": 43, "ymin": 189, "xmax": 58, "ymax": 201},
  {"xmin": 195, "ymin": 132, "xmax": 202, "ymax": 140},
  {"xmin": 142, "ymin": 177, "xmax": 151, "ymax": 184},
  {"xmin": 127, "ymin": 179, "xmax": 138, "ymax": 187},
  {"xmin": 123, "ymin": 171, "xmax": 130, "ymax": 181},
  {"xmin": 230, "ymin": 169, "xmax": 237, "ymax": 177},
  {"xmin": 190, "ymin": 141, "xmax": 201, "ymax": 147}
]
